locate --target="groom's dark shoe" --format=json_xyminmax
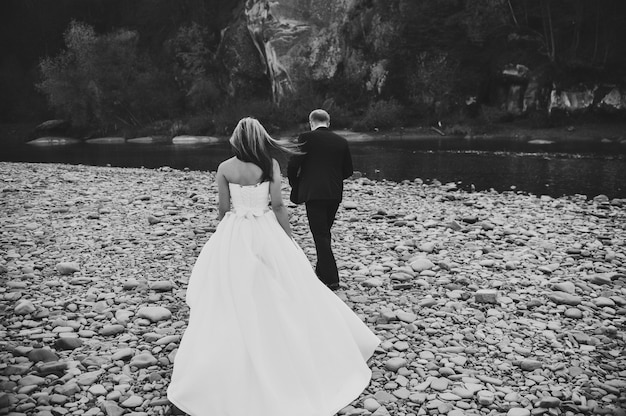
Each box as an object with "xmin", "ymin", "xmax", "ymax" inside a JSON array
[{"xmin": 327, "ymin": 283, "xmax": 340, "ymax": 291}]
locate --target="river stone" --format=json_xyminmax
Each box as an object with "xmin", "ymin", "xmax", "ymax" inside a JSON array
[
  {"xmin": 410, "ymin": 258, "xmax": 435, "ymax": 272},
  {"xmin": 450, "ymin": 356, "xmax": 467, "ymax": 366},
  {"xmin": 439, "ymin": 392, "xmax": 462, "ymax": 401},
  {"xmin": 137, "ymin": 306, "xmax": 171, "ymax": 322},
  {"xmin": 446, "ymin": 220, "xmax": 463, "ymax": 231},
  {"xmin": 150, "ymin": 281, "xmax": 174, "ymax": 292},
  {"xmin": 393, "ymin": 387, "xmax": 410, "ymax": 399},
  {"xmin": 5, "ymin": 363, "xmax": 31, "ymax": 375},
  {"xmin": 419, "ymin": 242, "xmax": 436, "ymax": 252},
  {"xmin": 390, "ymin": 272, "xmax": 412, "ymax": 282},
  {"xmin": 123, "ymin": 278, "xmax": 140, "ymax": 290},
  {"xmin": 462, "ymin": 215, "xmax": 478, "ymax": 224},
  {"xmin": 475, "ymin": 289, "xmax": 498, "ymax": 303},
  {"xmin": 55, "ymin": 262, "xmax": 80, "ymax": 275},
  {"xmin": 100, "ymin": 324, "xmax": 125, "ymax": 336},
  {"xmin": 55, "ymin": 338, "xmax": 83, "ymax": 350},
  {"xmin": 372, "ymin": 406, "xmax": 391, "ymax": 416},
  {"xmin": 115, "ymin": 309, "xmax": 134, "ymax": 324},
  {"xmin": 419, "ymin": 297, "xmax": 437, "ymax": 307},
  {"xmin": 121, "ymin": 395, "xmax": 144, "ymax": 408},
  {"xmin": 14, "ymin": 300, "xmax": 36, "ymax": 315},
  {"xmin": 88, "ymin": 384, "xmax": 107, "ymax": 396},
  {"xmin": 8, "ymin": 281, "xmax": 28, "ymax": 289},
  {"xmin": 564, "ymin": 307, "xmax": 583, "ymax": 318},
  {"xmin": 476, "ymin": 375, "xmax": 503, "ymax": 385},
  {"xmin": 110, "ymin": 348, "xmax": 133, "ymax": 363},
  {"xmin": 55, "ymin": 381, "xmax": 81, "ymax": 395},
  {"xmin": 37, "ymin": 361, "xmax": 68, "ymax": 375},
  {"xmin": 363, "ymin": 277, "xmax": 384, "ymax": 287},
  {"xmin": 552, "ymin": 282, "xmax": 576, "ymax": 294},
  {"xmin": 363, "ymin": 398, "xmax": 381, "ymax": 412},
  {"xmin": 478, "ymin": 259, "xmax": 495, "ymax": 267},
  {"xmin": 396, "ymin": 311, "xmax": 417, "ymax": 323},
  {"xmin": 380, "ymin": 310, "xmax": 396, "ymax": 321},
  {"xmin": 101, "ymin": 401, "xmax": 125, "ymax": 416},
  {"xmin": 77, "ymin": 370, "xmax": 104, "ymax": 385},
  {"xmin": 393, "ymin": 341, "xmax": 410, "ymax": 351},
  {"xmin": 384, "ymin": 357, "xmax": 408, "ymax": 372},
  {"xmin": 70, "ymin": 276, "xmax": 93, "ymax": 285},
  {"xmin": 477, "ymin": 390, "xmax": 495, "ymax": 405},
  {"xmin": 520, "ymin": 359, "xmax": 542, "ymax": 371},
  {"xmin": 373, "ymin": 390, "xmax": 397, "ymax": 404},
  {"xmin": 451, "ymin": 387, "xmax": 474, "ymax": 399},
  {"xmin": 593, "ymin": 297, "xmax": 615, "ymax": 307},
  {"xmin": 50, "ymin": 393, "xmax": 68, "ymax": 404},
  {"xmin": 13, "ymin": 346, "xmax": 33, "ymax": 356},
  {"xmin": 430, "ymin": 378, "xmax": 449, "ymax": 391},
  {"xmin": 18, "ymin": 375, "xmax": 46, "ymax": 386},
  {"xmin": 82, "ymin": 355, "xmax": 110, "ymax": 367},
  {"xmin": 537, "ymin": 397, "xmax": 561, "ymax": 408},
  {"xmin": 147, "ymin": 215, "xmax": 161, "ymax": 225},
  {"xmin": 589, "ymin": 273, "xmax": 613, "ymax": 285},
  {"xmin": 507, "ymin": 409, "xmax": 531, "ymax": 416},
  {"xmin": 130, "ymin": 352, "xmax": 158, "ymax": 368},
  {"xmin": 547, "ymin": 291, "xmax": 581, "ymax": 306}
]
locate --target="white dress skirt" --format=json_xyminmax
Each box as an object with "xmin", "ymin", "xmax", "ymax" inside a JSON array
[{"xmin": 167, "ymin": 182, "xmax": 380, "ymax": 416}]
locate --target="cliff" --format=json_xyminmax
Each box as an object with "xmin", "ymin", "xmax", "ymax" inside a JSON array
[{"xmin": 2, "ymin": 0, "xmax": 625, "ymax": 126}]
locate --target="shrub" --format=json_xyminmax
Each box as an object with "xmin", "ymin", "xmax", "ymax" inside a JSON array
[
  {"xmin": 352, "ymin": 99, "xmax": 404, "ymax": 131},
  {"xmin": 168, "ymin": 22, "xmax": 219, "ymax": 112},
  {"xmin": 37, "ymin": 21, "xmax": 96, "ymax": 126},
  {"xmin": 479, "ymin": 105, "xmax": 512, "ymax": 124},
  {"xmin": 37, "ymin": 21, "xmax": 181, "ymax": 129},
  {"xmin": 207, "ymin": 92, "xmax": 326, "ymax": 136}
]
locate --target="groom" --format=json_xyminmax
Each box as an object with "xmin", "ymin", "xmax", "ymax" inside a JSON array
[{"xmin": 288, "ymin": 109, "xmax": 353, "ymax": 291}]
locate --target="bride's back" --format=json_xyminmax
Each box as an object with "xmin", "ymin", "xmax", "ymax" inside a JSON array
[{"xmin": 221, "ymin": 157, "xmax": 265, "ymax": 186}]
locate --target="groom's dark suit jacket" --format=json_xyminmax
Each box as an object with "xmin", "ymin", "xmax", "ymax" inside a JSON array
[{"xmin": 287, "ymin": 127, "xmax": 353, "ymax": 202}]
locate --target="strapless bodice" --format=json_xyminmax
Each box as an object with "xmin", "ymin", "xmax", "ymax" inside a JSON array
[{"xmin": 228, "ymin": 182, "xmax": 270, "ymax": 217}]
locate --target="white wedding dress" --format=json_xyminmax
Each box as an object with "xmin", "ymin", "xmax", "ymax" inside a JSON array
[{"xmin": 167, "ymin": 181, "xmax": 380, "ymax": 416}]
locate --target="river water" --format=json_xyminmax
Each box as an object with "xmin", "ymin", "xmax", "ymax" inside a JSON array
[{"xmin": 2, "ymin": 136, "xmax": 625, "ymax": 198}]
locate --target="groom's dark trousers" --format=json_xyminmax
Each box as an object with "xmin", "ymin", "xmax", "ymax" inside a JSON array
[
  {"xmin": 287, "ymin": 126, "xmax": 353, "ymax": 288},
  {"xmin": 306, "ymin": 200, "xmax": 341, "ymax": 286}
]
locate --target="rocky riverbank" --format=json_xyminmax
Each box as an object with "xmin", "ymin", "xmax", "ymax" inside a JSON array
[
  {"xmin": 1, "ymin": 162, "xmax": 625, "ymax": 416},
  {"xmin": 3, "ymin": 120, "xmax": 626, "ymax": 147}
]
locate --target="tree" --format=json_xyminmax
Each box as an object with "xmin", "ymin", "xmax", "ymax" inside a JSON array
[
  {"xmin": 508, "ymin": 0, "xmax": 626, "ymax": 70},
  {"xmin": 37, "ymin": 20, "xmax": 180, "ymax": 129},
  {"xmin": 168, "ymin": 22, "xmax": 220, "ymax": 111}
]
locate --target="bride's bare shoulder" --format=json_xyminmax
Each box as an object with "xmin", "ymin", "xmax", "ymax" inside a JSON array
[{"xmin": 217, "ymin": 157, "xmax": 237, "ymax": 172}]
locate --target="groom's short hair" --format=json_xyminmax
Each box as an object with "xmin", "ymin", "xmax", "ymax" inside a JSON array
[{"xmin": 309, "ymin": 109, "xmax": 330, "ymax": 124}]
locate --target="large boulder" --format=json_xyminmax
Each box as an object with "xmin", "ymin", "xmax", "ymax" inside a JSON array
[
  {"xmin": 218, "ymin": 0, "xmax": 355, "ymax": 102},
  {"xmin": 548, "ymin": 85, "xmax": 626, "ymax": 116},
  {"xmin": 549, "ymin": 86, "xmax": 597, "ymax": 115},
  {"xmin": 597, "ymin": 87, "xmax": 626, "ymax": 113}
]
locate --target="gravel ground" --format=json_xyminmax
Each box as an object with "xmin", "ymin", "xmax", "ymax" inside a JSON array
[{"xmin": 1, "ymin": 162, "xmax": 625, "ymax": 416}]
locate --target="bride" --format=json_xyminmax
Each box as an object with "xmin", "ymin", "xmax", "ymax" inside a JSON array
[{"xmin": 167, "ymin": 117, "xmax": 380, "ymax": 416}]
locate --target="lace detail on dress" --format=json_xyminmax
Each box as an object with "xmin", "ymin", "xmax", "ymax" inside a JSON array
[{"xmin": 229, "ymin": 182, "xmax": 270, "ymax": 218}]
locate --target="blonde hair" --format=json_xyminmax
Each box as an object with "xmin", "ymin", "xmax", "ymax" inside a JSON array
[{"xmin": 229, "ymin": 117, "xmax": 300, "ymax": 181}]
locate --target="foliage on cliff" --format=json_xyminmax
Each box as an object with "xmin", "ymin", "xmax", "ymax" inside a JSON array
[{"xmin": 2, "ymin": 0, "xmax": 625, "ymax": 134}]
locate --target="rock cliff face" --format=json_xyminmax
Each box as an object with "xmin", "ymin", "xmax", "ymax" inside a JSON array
[
  {"xmin": 218, "ymin": 0, "xmax": 355, "ymax": 103},
  {"xmin": 3, "ymin": 0, "xmax": 625, "ymax": 124},
  {"xmin": 218, "ymin": 0, "xmax": 626, "ymax": 118}
]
